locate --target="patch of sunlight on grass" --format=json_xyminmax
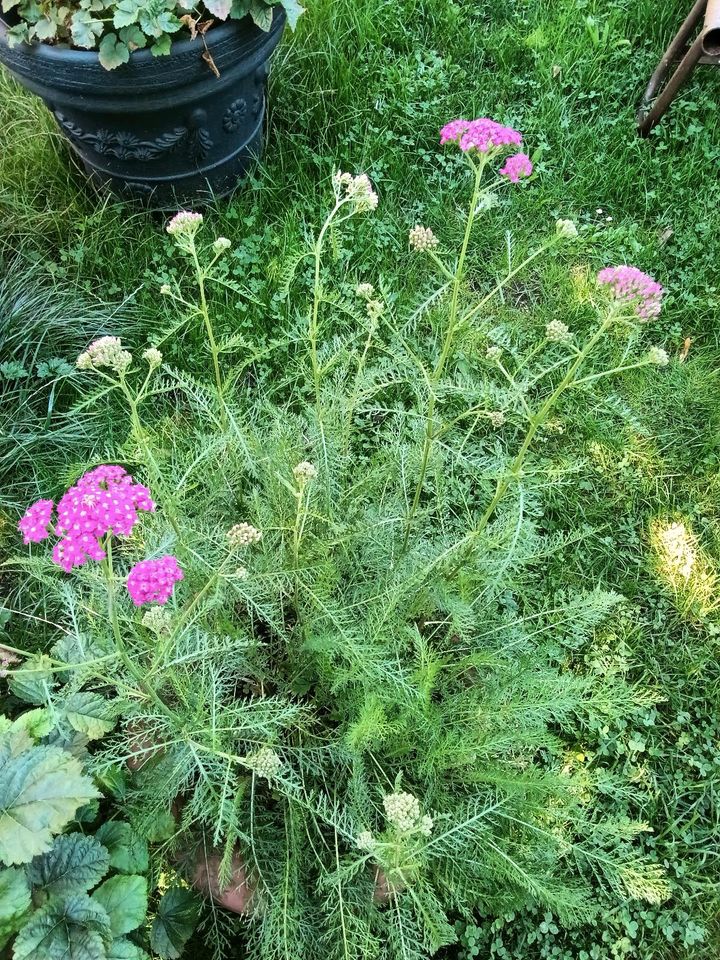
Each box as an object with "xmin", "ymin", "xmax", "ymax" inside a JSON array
[{"xmin": 649, "ymin": 518, "xmax": 719, "ymax": 621}]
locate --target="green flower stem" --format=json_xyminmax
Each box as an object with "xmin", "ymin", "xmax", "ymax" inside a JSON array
[
  {"xmin": 190, "ymin": 243, "xmax": 226, "ymax": 426},
  {"xmin": 103, "ymin": 536, "xmax": 170, "ymax": 715},
  {"xmin": 402, "ymin": 157, "xmax": 486, "ymax": 553}
]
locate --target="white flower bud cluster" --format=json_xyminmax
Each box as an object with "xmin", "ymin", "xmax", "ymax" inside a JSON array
[
  {"xmin": 355, "ymin": 283, "xmax": 375, "ymax": 300},
  {"xmin": 555, "ymin": 219, "xmax": 578, "ymax": 240},
  {"xmin": 488, "ymin": 411, "xmax": 506, "ymax": 428},
  {"xmin": 486, "ymin": 345, "xmax": 503, "ymax": 362},
  {"xmin": 212, "ymin": 236, "xmax": 232, "ymax": 255},
  {"xmin": 383, "ymin": 791, "xmax": 421, "ymax": 833},
  {"xmin": 355, "ymin": 830, "xmax": 376, "ymax": 851},
  {"xmin": 234, "ymin": 566, "xmax": 249, "ymax": 581},
  {"xmin": 409, "ymin": 225, "xmax": 439, "ymax": 252},
  {"xmin": 166, "ymin": 210, "xmax": 204, "ymax": 237},
  {"xmin": 142, "ymin": 348, "xmax": 163, "ymax": 368},
  {"xmin": 141, "ymin": 606, "xmax": 172, "ymax": 635},
  {"xmin": 546, "ymin": 319, "xmax": 572, "ymax": 343},
  {"xmin": 245, "ymin": 746, "xmax": 282, "ymax": 780},
  {"xmin": 418, "ymin": 815, "xmax": 434, "ymax": 837},
  {"xmin": 227, "ymin": 522, "xmax": 263, "ymax": 547},
  {"xmin": 293, "ymin": 461, "xmax": 317, "ymax": 484},
  {"xmin": 160, "ymin": 284, "xmax": 172, "ymax": 296},
  {"xmin": 647, "ymin": 346, "xmax": 669, "ymax": 367},
  {"xmin": 366, "ymin": 299, "xmax": 384, "ymax": 321},
  {"xmin": 76, "ymin": 336, "xmax": 132, "ymax": 374},
  {"xmin": 333, "ymin": 172, "xmax": 379, "ymax": 212}
]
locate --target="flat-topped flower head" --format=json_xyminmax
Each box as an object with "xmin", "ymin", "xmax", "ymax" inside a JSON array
[
  {"xmin": 500, "ymin": 152, "xmax": 533, "ymax": 183},
  {"xmin": 142, "ymin": 348, "xmax": 163, "ymax": 368},
  {"xmin": 441, "ymin": 117, "xmax": 522, "ymax": 154},
  {"xmin": 596, "ymin": 266, "xmax": 663, "ymax": 320},
  {"xmin": 21, "ymin": 465, "xmax": 156, "ymax": 572},
  {"xmin": 355, "ymin": 283, "xmax": 375, "ymax": 300},
  {"xmin": 212, "ymin": 236, "xmax": 232, "ymax": 255},
  {"xmin": 293, "ymin": 461, "xmax": 317, "ymax": 484},
  {"xmin": 18, "ymin": 499, "xmax": 54, "ymax": 544},
  {"xmin": 166, "ymin": 211, "xmax": 204, "ymax": 237},
  {"xmin": 227, "ymin": 522, "xmax": 262, "ymax": 547},
  {"xmin": 648, "ymin": 346, "xmax": 670, "ymax": 367},
  {"xmin": 409, "ymin": 225, "xmax": 439, "ymax": 252},
  {"xmin": 127, "ymin": 555, "xmax": 184, "ymax": 606},
  {"xmin": 333, "ymin": 172, "xmax": 379, "ymax": 212},
  {"xmin": 556, "ymin": 219, "xmax": 578, "ymax": 240},
  {"xmin": 383, "ymin": 791, "xmax": 421, "ymax": 833},
  {"xmin": 546, "ymin": 319, "xmax": 572, "ymax": 343},
  {"xmin": 77, "ymin": 336, "xmax": 132, "ymax": 374}
]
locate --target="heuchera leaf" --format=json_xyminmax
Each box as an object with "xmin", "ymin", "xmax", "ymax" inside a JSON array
[
  {"xmin": 112, "ymin": 0, "xmax": 140, "ymax": 27},
  {"xmin": 98, "ymin": 32, "xmax": 130, "ymax": 69},
  {"xmin": 249, "ymin": 0, "xmax": 272, "ymax": 31},
  {"xmin": 63, "ymin": 692, "xmax": 117, "ymax": 740},
  {"xmin": 26, "ymin": 834, "xmax": 110, "ymax": 895},
  {"xmin": 8, "ymin": 654, "xmax": 54, "ymax": 705},
  {"xmin": 108, "ymin": 938, "xmax": 150, "ymax": 959},
  {"xmin": 119, "ymin": 24, "xmax": 147, "ymax": 49},
  {"xmin": 282, "ymin": 0, "xmax": 305, "ymax": 29},
  {"xmin": 0, "ymin": 738, "xmax": 99, "ymax": 865},
  {"xmin": 91, "ymin": 875, "xmax": 148, "ymax": 937},
  {"xmin": 149, "ymin": 887, "xmax": 200, "ymax": 959},
  {"xmin": 12, "ymin": 893, "xmax": 111, "ymax": 960},
  {"xmin": 203, "ymin": 0, "xmax": 232, "ymax": 19},
  {"xmin": 95, "ymin": 822, "xmax": 148, "ymax": 874},
  {"xmin": 0, "ymin": 867, "xmax": 31, "ymax": 946},
  {"xmin": 70, "ymin": 9, "xmax": 103, "ymax": 48}
]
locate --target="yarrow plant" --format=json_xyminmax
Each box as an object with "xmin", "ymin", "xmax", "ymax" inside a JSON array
[
  {"xmin": 596, "ymin": 265, "xmax": 663, "ymax": 319},
  {"xmin": 7, "ymin": 117, "xmax": 675, "ymax": 960}
]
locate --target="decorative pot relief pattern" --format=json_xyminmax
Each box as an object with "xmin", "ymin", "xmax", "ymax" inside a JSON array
[
  {"xmin": 223, "ymin": 98, "xmax": 247, "ymax": 133},
  {"xmin": 54, "ymin": 113, "xmax": 214, "ymax": 162}
]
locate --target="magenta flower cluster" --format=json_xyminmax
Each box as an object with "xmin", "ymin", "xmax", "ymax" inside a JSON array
[
  {"xmin": 440, "ymin": 116, "xmax": 531, "ymax": 184},
  {"xmin": 499, "ymin": 152, "xmax": 533, "ymax": 183},
  {"xmin": 596, "ymin": 266, "xmax": 663, "ymax": 319},
  {"xmin": 126, "ymin": 555, "xmax": 184, "ymax": 607},
  {"xmin": 18, "ymin": 499, "xmax": 54, "ymax": 545},
  {"xmin": 440, "ymin": 117, "xmax": 522, "ymax": 154}
]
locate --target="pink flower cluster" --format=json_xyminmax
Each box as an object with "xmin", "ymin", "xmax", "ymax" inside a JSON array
[
  {"xmin": 596, "ymin": 266, "xmax": 663, "ymax": 319},
  {"xmin": 440, "ymin": 117, "xmax": 522, "ymax": 154},
  {"xmin": 500, "ymin": 152, "xmax": 533, "ymax": 183},
  {"xmin": 127, "ymin": 555, "xmax": 184, "ymax": 606},
  {"xmin": 18, "ymin": 465, "xmax": 156, "ymax": 572},
  {"xmin": 18, "ymin": 499, "xmax": 54, "ymax": 544}
]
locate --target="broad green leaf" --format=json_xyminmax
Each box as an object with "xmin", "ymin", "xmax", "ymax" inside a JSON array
[
  {"xmin": 92, "ymin": 875, "xmax": 147, "ymax": 937},
  {"xmin": 4, "ymin": 23, "xmax": 30, "ymax": 47},
  {"xmin": 249, "ymin": 0, "xmax": 273, "ymax": 30},
  {"xmin": 26, "ymin": 833, "xmax": 109, "ymax": 895},
  {"xmin": 98, "ymin": 33, "xmax": 130, "ymax": 69},
  {"xmin": 0, "ymin": 867, "xmax": 31, "ymax": 944},
  {"xmin": 204, "ymin": 0, "xmax": 231, "ymax": 19},
  {"xmin": 119, "ymin": 24, "xmax": 147, "ymax": 49},
  {"xmin": 0, "ymin": 741, "xmax": 99, "ymax": 865},
  {"xmin": 282, "ymin": 0, "xmax": 305, "ymax": 29},
  {"xmin": 70, "ymin": 9, "xmax": 103, "ymax": 48},
  {"xmin": 12, "ymin": 709, "xmax": 54, "ymax": 739},
  {"xmin": 95, "ymin": 822, "xmax": 148, "ymax": 874},
  {"xmin": 12, "ymin": 892, "xmax": 111, "ymax": 960},
  {"xmin": 144, "ymin": 810, "xmax": 175, "ymax": 843},
  {"xmin": 113, "ymin": 0, "xmax": 140, "ymax": 27},
  {"xmin": 9, "ymin": 655, "xmax": 53, "ymax": 705},
  {"xmin": 63, "ymin": 692, "xmax": 117, "ymax": 741},
  {"xmin": 108, "ymin": 939, "xmax": 150, "ymax": 959},
  {"xmin": 30, "ymin": 15, "xmax": 58, "ymax": 39},
  {"xmin": 150, "ymin": 33, "xmax": 172, "ymax": 56},
  {"xmin": 149, "ymin": 888, "xmax": 199, "ymax": 960}
]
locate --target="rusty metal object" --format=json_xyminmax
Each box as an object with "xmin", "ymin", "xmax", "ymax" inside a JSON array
[{"xmin": 637, "ymin": 0, "xmax": 720, "ymax": 135}]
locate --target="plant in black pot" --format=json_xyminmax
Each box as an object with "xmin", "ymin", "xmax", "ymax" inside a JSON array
[{"xmin": 0, "ymin": 0, "xmax": 304, "ymax": 204}]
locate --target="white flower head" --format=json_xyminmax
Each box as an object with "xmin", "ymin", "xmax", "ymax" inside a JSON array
[
  {"xmin": 334, "ymin": 171, "xmax": 378, "ymax": 212},
  {"xmin": 356, "ymin": 830, "xmax": 376, "ymax": 851},
  {"xmin": 212, "ymin": 236, "xmax": 232, "ymax": 255},
  {"xmin": 76, "ymin": 336, "xmax": 131, "ymax": 374},
  {"xmin": 141, "ymin": 606, "xmax": 172, "ymax": 635},
  {"xmin": 383, "ymin": 791, "xmax": 421, "ymax": 833},
  {"xmin": 648, "ymin": 346, "xmax": 669, "ymax": 367},
  {"xmin": 293, "ymin": 461, "xmax": 317, "ymax": 485},
  {"xmin": 546, "ymin": 319, "xmax": 572, "ymax": 344},
  {"xmin": 409, "ymin": 225, "xmax": 439, "ymax": 252},
  {"xmin": 486, "ymin": 344, "xmax": 503, "ymax": 362},
  {"xmin": 489, "ymin": 410, "xmax": 506, "ymax": 428},
  {"xmin": 160, "ymin": 284, "xmax": 172, "ymax": 296},
  {"xmin": 227, "ymin": 522, "xmax": 263, "ymax": 547},
  {"xmin": 355, "ymin": 283, "xmax": 375, "ymax": 300},
  {"xmin": 245, "ymin": 746, "xmax": 282, "ymax": 780},
  {"xmin": 166, "ymin": 210, "xmax": 203, "ymax": 237},
  {"xmin": 555, "ymin": 219, "xmax": 578, "ymax": 240},
  {"xmin": 142, "ymin": 347, "xmax": 163, "ymax": 368}
]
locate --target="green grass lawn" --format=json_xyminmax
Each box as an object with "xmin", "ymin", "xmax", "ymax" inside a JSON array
[{"xmin": 2, "ymin": 1, "xmax": 720, "ymax": 957}]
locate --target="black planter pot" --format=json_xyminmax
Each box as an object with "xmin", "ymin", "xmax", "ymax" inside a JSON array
[{"xmin": 0, "ymin": 12, "xmax": 285, "ymax": 206}]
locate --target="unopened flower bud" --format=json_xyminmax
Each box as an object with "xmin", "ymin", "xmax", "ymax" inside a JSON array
[
  {"xmin": 142, "ymin": 348, "xmax": 162, "ymax": 368},
  {"xmin": 409, "ymin": 225, "xmax": 439, "ymax": 252},
  {"xmin": 212, "ymin": 236, "xmax": 232, "ymax": 255},
  {"xmin": 648, "ymin": 346, "xmax": 669, "ymax": 367},
  {"xmin": 546, "ymin": 319, "xmax": 572, "ymax": 343},
  {"xmin": 556, "ymin": 219, "xmax": 578, "ymax": 240}
]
